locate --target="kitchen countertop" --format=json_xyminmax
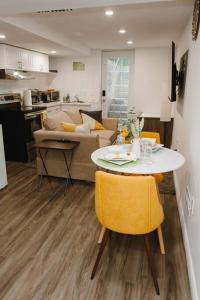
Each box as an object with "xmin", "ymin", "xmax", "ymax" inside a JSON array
[
  {"xmin": 32, "ymin": 101, "xmax": 94, "ymax": 107},
  {"xmin": 32, "ymin": 101, "xmax": 62, "ymax": 107},
  {"xmin": 61, "ymin": 102, "xmax": 93, "ymax": 106}
]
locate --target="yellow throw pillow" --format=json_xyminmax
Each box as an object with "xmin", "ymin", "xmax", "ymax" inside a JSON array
[
  {"xmin": 95, "ymin": 121, "xmax": 105, "ymax": 130},
  {"xmin": 61, "ymin": 122, "xmax": 90, "ymax": 133},
  {"xmin": 61, "ymin": 122, "xmax": 76, "ymax": 132},
  {"xmin": 41, "ymin": 111, "xmax": 48, "ymax": 129},
  {"xmin": 81, "ymin": 113, "xmax": 105, "ymax": 130}
]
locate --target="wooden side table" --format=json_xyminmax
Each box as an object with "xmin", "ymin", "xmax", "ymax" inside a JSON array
[{"xmin": 35, "ymin": 139, "xmax": 79, "ymax": 193}]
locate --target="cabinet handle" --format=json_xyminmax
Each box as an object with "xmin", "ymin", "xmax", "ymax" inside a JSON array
[{"xmin": 18, "ymin": 61, "xmax": 22, "ymax": 69}]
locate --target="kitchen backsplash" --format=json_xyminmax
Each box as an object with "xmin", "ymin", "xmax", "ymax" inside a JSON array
[{"xmin": 0, "ymin": 73, "xmax": 54, "ymax": 95}]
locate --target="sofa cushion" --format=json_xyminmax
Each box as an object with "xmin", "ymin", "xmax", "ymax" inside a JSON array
[
  {"xmin": 91, "ymin": 129, "xmax": 115, "ymax": 143},
  {"xmin": 43, "ymin": 111, "xmax": 73, "ymax": 131},
  {"xmin": 65, "ymin": 110, "xmax": 83, "ymax": 124}
]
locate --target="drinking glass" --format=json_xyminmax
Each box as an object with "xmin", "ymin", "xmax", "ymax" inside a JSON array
[
  {"xmin": 140, "ymin": 140, "xmax": 153, "ymax": 164},
  {"xmin": 116, "ymin": 133, "xmax": 125, "ymax": 145}
]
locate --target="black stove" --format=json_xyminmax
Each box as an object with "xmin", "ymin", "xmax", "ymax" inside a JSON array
[
  {"xmin": 21, "ymin": 105, "xmax": 47, "ymax": 114},
  {"xmin": 0, "ymin": 94, "xmax": 47, "ymax": 162}
]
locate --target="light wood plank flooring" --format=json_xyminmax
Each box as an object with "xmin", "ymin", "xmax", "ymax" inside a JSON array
[{"xmin": 0, "ymin": 163, "xmax": 191, "ymax": 300}]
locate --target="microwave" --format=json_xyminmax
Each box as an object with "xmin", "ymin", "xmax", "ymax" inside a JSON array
[{"xmin": 41, "ymin": 91, "xmax": 60, "ymax": 103}]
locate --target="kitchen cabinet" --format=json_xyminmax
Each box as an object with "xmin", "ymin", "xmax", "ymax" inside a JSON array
[
  {"xmin": 0, "ymin": 44, "xmax": 49, "ymax": 72},
  {"xmin": 21, "ymin": 50, "xmax": 32, "ymax": 71},
  {"xmin": 0, "ymin": 45, "xmax": 5, "ymax": 68},
  {"xmin": 61, "ymin": 102, "xmax": 101, "ymax": 112},
  {"xmin": 4, "ymin": 45, "xmax": 22, "ymax": 70},
  {"xmin": 32, "ymin": 52, "xmax": 49, "ymax": 72},
  {"xmin": 33, "ymin": 102, "xmax": 62, "ymax": 115}
]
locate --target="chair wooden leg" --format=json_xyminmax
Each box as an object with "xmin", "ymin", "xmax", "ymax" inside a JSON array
[
  {"xmin": 157, "ymin": 225, "xmax": 165, "ymax": 255},
  {"xmin": 144, "ymin": 235, "xmax": 160, "ymax": 295},
  {"xmin": 91, "ymin": 228, "xmax": 109, "ymax": 280},
  {"xmin": 97, "ymin": 226, "xmax": 106, "ymax": 244}
]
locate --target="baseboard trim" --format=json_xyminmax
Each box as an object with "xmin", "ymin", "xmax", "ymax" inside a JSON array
[{"xmin": 173, "ymin": 172, "xmax": 199, "ymax": 300}]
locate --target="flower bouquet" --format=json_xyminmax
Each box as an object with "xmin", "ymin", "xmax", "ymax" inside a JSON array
[{"xmin": 120, "ymin": 108, "xmax": 144, "ymax": 141}]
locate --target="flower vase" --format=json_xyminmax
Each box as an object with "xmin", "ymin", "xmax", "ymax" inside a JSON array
[{"xmin": 131, "ymin": 137, "xmax": 141, "ymax": 159}]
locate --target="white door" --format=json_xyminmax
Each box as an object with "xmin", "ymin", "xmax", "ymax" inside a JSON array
[{"xmin": 101, "ymin": 50, "xmax": 134, "ymax": 118}]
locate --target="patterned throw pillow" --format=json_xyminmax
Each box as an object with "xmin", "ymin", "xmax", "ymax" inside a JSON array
[
  {"xmin": 79, "ymin": 109, "xmax": 103, "ymax": 123},
  {"xmin": 80, "ymin": 113, "xmax": 105, "ymax": 130}
]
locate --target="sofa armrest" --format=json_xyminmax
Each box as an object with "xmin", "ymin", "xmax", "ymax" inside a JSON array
[
  {"xmin": 102, "ymin": 118, "xmax": 118, "ymax": 132},
  {"xmin": 34, "ymin": 129, "xmax": 100, "ymax": 149}
]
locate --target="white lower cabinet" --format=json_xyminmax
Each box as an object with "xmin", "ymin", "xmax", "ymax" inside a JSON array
[{"xmin": 61, "ymin": 103, "xmax": 101, "ymax": 112}]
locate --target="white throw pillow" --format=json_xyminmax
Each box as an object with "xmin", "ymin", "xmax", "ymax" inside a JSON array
[
  {"xmin": 76, "ymin": 123, "xmax": 90, "ymax": 134},
  {"xmin": 81, "ymin": 113, "xmax": 96, "ymax": 130}
]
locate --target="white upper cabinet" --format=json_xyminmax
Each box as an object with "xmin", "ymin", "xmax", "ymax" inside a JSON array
[
  {"xmin": 32, "ymin": 52, "xmax": 49, "ymax": 72},
  {"xmin": 0, "ymin": 46, "xmax": 5, "ymax": 68},
  {"xmin": 0, "ymin": 44, "xmax": 49, "ymax": 72},
  {"xmin": 5, "ymin": 45, "xmax": 23, "ymax": 70}
]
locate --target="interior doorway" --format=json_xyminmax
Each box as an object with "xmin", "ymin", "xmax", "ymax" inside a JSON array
[{"xmin": 101, "ymin": 50, "xmax": 134, "ymax": 118}]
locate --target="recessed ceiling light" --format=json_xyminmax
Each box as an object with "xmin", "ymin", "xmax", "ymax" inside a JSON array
[
  {"xmin": 127, "ymin": 40, "xmax": 133, "ymax": 45},
  {"xmin": 0, "ymin": 34, "xmax": 6, "ymax": 39},
  {"xmin": 51, "ymin": 50, "xmax": 57, "ymax": 54},
  {"xmin": 105, "ymin": 10, "xmax": 114, "ymax": 16},
  {"xmin": 119, "ymin": 29, "xmax": 126, "ymax": 34}
]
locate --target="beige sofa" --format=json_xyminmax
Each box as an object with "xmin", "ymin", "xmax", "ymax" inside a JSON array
[{"xmin": 34, "ymin": 110, "xmax": 118, "ymax": 182}]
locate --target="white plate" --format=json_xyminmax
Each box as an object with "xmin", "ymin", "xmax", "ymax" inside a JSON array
[
  {"xmin": 141, "ymin": 137, "xmax": 156, "ymax": 146},
  {"xmin": 152, "ymin": 144, "xmax": 164, "ymax": 152},
  {"xmin": 104, "ymin": 152, "xmax": 137, "ymax": 161}
]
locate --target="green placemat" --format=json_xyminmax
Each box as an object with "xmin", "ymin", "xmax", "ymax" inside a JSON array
[{"xmin": 97, "ymin": 159, "xmax": 139, "ymax": 169}]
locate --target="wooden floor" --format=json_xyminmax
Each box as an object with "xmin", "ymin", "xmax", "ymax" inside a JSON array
[{"xmin": 0, "ymin": 162, "xmax": 191, "ymax": 300}]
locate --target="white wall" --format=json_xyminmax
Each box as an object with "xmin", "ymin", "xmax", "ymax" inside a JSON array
[
  {"xmin": 172, "ymin": 17, "xmax": 200, "ymax": 300},
  {"xmin": 49, "ymin": 49, "xmax": 102, "ymax": 104},
  {"xmin": 50, "ymin": 48, "xmax": 169, "ymax": 116},
  {"xmin": 132, "ymin": 47, "xmax": 169, "ymax": 117},
  {"xmin": 0, "ymin": 48, "xmax": 169, "ymax": 117},
  {"xmin": 0, "ymin": 73, "xmax": 53, "ymax": 95}
]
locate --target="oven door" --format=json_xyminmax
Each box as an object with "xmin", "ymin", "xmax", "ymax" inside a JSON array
[{"xmin": 24, "ymin": 112, "xmax": 42, "ymax": 142}]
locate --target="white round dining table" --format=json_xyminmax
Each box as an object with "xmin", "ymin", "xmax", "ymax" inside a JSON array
[{"xmin": 91, "ymin": 145, "xmax": 185, "ymax": 174}]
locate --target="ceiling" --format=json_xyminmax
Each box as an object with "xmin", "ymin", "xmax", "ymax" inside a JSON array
[
  {"xmin": 0, "ymin": 0, "xmax": 193, "ymax": 56},
  {"xmin": 0, "ymin": 20, "xmax": 78, "ymax": 56}
]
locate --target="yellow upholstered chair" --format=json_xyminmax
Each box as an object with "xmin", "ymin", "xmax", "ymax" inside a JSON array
[
  {"xmin": 91, "ymin": 171, "xmax": 165, "ymax": 295},
  {"xmin": 141, "ymin": 131, "xmax": 164, "ymax": 184},
  {"xmin": 141, "ymin": 131, "xmax": 161, "ymax": 144}
]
